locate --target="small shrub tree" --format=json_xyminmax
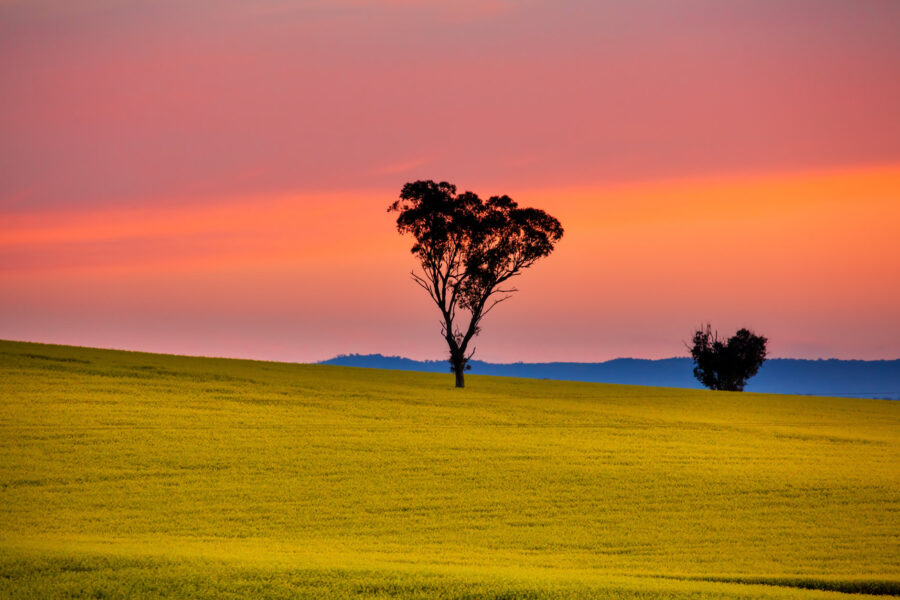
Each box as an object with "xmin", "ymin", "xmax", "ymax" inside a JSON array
[{"xmin": 690, "ymin": 324, "xmax": 768, "ymax": 391}]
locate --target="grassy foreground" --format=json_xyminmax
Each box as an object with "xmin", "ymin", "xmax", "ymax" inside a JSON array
[{"xmin": 1, "ymin": 339, "xmax": 898, "ymax": 599}]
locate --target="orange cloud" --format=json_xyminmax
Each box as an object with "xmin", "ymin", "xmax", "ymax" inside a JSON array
[
  {"xmin": 0, "ymin": 190, "xmax": 398, "ymax": 277},
  {"xmin": 2, "ymin": 165, "xmax": 898, "ymax": 361}
]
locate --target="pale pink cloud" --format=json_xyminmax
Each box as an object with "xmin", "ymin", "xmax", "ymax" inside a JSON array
[
  {"xmin": 2, "ymin": 0, "xmax": 898, "ymax": 213},
  {"xmin": 370, "ymin": 157, "xmax": 432, "ymax": 176}
]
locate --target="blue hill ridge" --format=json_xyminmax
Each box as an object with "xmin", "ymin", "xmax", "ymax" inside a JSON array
[{"xmin": 319, "ymin": 354, "xmax": 900, "ymax": 399}]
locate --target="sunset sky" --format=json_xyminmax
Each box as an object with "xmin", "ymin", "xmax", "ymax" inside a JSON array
[{"xmin": 2, "ymin": 0, "xmax": 899, "ymax": 363}]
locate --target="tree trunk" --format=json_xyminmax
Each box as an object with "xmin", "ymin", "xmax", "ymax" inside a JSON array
[{"xmin": 450, "ymin": 352, "xmax": 467, "ymax": 388}]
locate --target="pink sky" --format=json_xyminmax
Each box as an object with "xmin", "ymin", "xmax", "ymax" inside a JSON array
[{"xmin": 2, "ymin": 0, "xmax": 899, "ymax": 362}]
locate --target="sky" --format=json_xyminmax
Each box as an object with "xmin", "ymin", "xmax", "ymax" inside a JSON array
[{"xmin": 1, "ymin": 0, "xmax": 899, "ymax": 363}]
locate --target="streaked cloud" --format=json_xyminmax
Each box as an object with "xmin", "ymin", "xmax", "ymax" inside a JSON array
[{"xmin": 2, "ymin": 166, "xmax": 897, "ymax": 361}]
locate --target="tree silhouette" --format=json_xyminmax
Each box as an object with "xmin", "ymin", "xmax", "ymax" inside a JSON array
[
  {"xmin": 389, "ymin": 180, "xmax": 563, "ymax": 388},
  {"xmin": 690, "ymin": 324, "xmax": 768, "ymax": 391}
]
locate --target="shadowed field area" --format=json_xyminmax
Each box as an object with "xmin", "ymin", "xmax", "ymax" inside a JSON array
[{"xmin": 1, "ymin": 339, "xmax": 898, "ymax": 598}]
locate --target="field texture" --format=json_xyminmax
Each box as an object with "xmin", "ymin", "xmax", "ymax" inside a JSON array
[{"xmin": 1, "ymin": 339, "xmax": 898, "ymax": 599}]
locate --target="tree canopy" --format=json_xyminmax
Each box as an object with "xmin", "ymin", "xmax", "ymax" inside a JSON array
[
  {"xmin": 690, "ymin": 324, "xmax": 768, "ymax": 392},
  {"xmin": 389, "ymin": 180, "xmax": 563, "ymax": 388}
]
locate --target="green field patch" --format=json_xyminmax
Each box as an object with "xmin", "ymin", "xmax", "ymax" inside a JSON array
[
  {"xmin": 0, "ymin": 351, "xmax": 92, "ymax": 365},
  {"xmin": 659, "ymin": 574, "xmax": 900, "ymax": 596}
]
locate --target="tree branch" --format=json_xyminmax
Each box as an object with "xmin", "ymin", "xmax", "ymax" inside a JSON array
[
  {"xmin": 410, "ymin": 270, "xmax": 438, "ymax": 303},
  {"xmin": 480, "ymin": 292, "xmax": 515, "ymax": 319}
]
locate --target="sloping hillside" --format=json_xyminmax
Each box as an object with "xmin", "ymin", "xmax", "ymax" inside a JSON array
[{"xmin": 2, "ymin": 340, "xmax": 898, "ymax": 599}]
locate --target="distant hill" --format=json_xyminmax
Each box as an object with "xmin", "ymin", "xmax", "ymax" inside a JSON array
[{"xmin": 320, "ymin": 354, "xmax": 900, "ymax": 399}]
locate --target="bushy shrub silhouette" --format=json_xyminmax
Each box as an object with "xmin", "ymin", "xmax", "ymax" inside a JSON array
[{"xmin": 690, "ymin": 324, "xmax": 768, "ymax": 391}]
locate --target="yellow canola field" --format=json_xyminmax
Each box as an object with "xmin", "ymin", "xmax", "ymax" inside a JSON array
[{"xmin": 1, "ymin": 339, "xmax": 898, "ymax": 599}]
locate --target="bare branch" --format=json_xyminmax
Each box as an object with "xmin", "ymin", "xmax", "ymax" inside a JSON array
[
  {"xmin": 493, "ymin": 287, "xmax": 518, "ymax": 295},
  {"xmin": 480, "ymin": 293, "xmax": 514, "ymax": 319},
  {"xmin": 410, "ymin": 270, "xmax": 439, "ymax": 304}
]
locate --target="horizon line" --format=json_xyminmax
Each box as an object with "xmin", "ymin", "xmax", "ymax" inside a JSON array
[{"xmin": 4, "ymin": 338, "xmax": 899, "ymax": 365}]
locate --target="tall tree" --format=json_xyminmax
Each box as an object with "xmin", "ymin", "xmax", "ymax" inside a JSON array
[
  {"xmin": 690, "ymin": 324, "xmax": 768, "ymax": 391},
  {"xmin": 389, "ymin": 180, "xmax": 563, "ymax": 388}
]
